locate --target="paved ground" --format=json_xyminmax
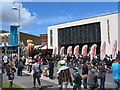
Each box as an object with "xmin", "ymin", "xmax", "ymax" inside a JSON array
[{"xmin": 2, "ymin": 64, "xmax": 114, "ymax": 90}]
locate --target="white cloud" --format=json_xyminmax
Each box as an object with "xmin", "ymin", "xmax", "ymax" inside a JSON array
[
  {"xmin": 0, "ymin": 1, "xmax": 36, "ymax": 26},
  {"xmin": 35, "ymin": 15, "xmax": 73, "ymax": 25}
]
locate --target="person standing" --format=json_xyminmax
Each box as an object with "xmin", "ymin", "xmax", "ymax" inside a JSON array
[
  {"xmin": 82, "ymin": 61, "xmax": 89, "ymax": 89},
  {"xmin": 32, "ymin": 59, "xmax": 42, "ymax": 88},
  {"xmin": 6, "ymin": 63, "xmax": 16, "ymax": 88},
  {"xmin": 16, "ymin": 58, "xmax": 24, "ymax": 76},
  {"xmin": 2, "ymin": 54, "xmax": 9, "ymax": 67},
  {"xmin": 72, "ymin": 67, "xmax": 82, "ymax": 90},
  {"xmin": 112, "ymin": 58, "xmax": 120, "ymax": 90},
  {"xmin": 57, "ymin": 60, "xmax": 72, "ymax": 90},
  {"xmin": 49, "ymin": 56, "xmax": 54, "ymax": 79},
  {"xmin": 97, "ymin": 61, "xmax": 107, "ymax": 89},
  {"xmin": 28, "ymin": 57, "xmax": 33, "ymax": 73},
  {"xmin": 88, "ymin": 69, "xmax": 99, "ymax": 90}
]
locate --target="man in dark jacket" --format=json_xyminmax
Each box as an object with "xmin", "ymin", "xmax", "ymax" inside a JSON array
[
  {"xmin": 82, "ymin": 61, "xmax": 89, "ymax": 89},
  {"xmin": 16, "ymin": 59, "xmax": 24, "ymax": 76},
  {"xmin": 49, "ymin": 56, "xmax": 54, "ymax": 79}
]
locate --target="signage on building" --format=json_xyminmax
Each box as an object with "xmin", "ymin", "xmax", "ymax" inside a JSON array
[{"xmin": 10, "ymin": 26, "xmax": 18, "ymax": 46}]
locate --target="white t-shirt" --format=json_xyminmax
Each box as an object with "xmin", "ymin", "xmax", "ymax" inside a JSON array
[{"xmin": 3, "ymin": 55, "xmax": 8, "ymax": 63}]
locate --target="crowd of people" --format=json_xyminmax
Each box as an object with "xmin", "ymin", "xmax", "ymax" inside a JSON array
[{"xmin": 1, "ymin": 53, "xmax": 120, "ymax": 90}]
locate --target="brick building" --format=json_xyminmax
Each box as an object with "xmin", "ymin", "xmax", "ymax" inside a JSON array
[
  {"xmin": 40, "ymin": 34, "xmax": 48, "ymax": 45},
  {"xmin": 20, "ymin": 32, "xmax": 40, "ymax": 46},
  {"xmin": 0, "ymin": 32, "xmax": 40, "ymax": 46}
]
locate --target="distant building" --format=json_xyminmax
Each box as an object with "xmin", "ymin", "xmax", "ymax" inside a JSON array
[
  {"xmin": 48, "ymin": 13, "xmax": 119, "ymax": 55},
  {"xmin": 0, "ymin": 32, "xmax": 40, "ymax": 46},
  {"xmin": 0, "ymin": 33, "xmax": 10, "ymax": 46},
  {"xmin": 40, "ymin": 34, "xmax": 48, "ymax": 45},
  {"xmin": 0, "ymin": 32, "xmax": 41, "ymax": 54},
  {"xmin": 20, "ymin": 32, "xmax": 40, "ymax": 46}
]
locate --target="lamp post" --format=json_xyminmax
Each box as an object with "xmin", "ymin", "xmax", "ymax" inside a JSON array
[
  {"xmin": 12, "ymin": 2, "xmax": 20, "ymax": 60},
  {"xmin": 0, "ymin": 47, "xmax": 2, "ymax": 89}
]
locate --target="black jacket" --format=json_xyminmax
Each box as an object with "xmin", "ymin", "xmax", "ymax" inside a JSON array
[
  {"xmin": 73, "ymin": 72, "xmax": 82, "ymax": 85},
  {"xmin": 82, "ymin": 64, "xmax": 88, "ymax": 75}
]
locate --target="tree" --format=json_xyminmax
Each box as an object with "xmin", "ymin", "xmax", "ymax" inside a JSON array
[{"xmin": 0, "ymin": 30, "xmax": 9, "ymax": 33}]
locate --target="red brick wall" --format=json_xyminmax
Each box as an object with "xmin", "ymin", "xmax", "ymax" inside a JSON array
[{"xmin": 20, "ymin": 32, "xmax": 40, "ymax": 46}]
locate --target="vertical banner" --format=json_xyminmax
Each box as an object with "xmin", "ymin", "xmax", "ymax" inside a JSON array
[
  {"xmin": 52, "ymin": 47, "xmax": 57, "ymax": 55},
  {"xmin": 67, "ymin": 46, "xmax": 72, "ymax": 56},
  {"xmin": 90, "ymin": 44, "xmax": 97, "ymax": 58},
  {"xmin": 10, "ymin": 26, "xmax": 18, "ymax": 46},
  {"xmin": 74, "ymin": 45, "xmax": 79, "ymax": 57},
  {"xmin": 100, "ymin": 41, "xmax": 106, "ymax": 60},
  {"xmin": 82, "ymin": 45, "xmax": 88, "ymax": 56},
  {"xmin": 112, "ymin": 40, "xmax": 118, "ymax": 59},
  {"xmin": 60, "ymin": 46, "xmax": 65, "ymax": 57}
]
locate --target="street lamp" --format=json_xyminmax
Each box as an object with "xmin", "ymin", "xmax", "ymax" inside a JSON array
[{"xmin": 12, "ymin": 3, "xmax": 20, "ymax": 60}]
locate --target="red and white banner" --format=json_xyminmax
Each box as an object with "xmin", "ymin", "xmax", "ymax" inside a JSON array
[
  {"xmin": 60, "ymin": 46, "xmax": 65, "ymax": 57},
  {"xmin": 74, "ymin": 45, "xmax": 79, "ymax": 57},
  {"xmin": 90, "ymin": 44, "xmax": 97, "ymax": 58},
  {"xmin": 112, "ymin": 40, "xmax": 118, "ymax": 59},
  {"xmin": 52, "ymin": 47, "xmax": 57, "ymax": 55},
  {"xmin": 67, "ymin": 46, "xmax": 72, "ymax": 56},
  {"xmin": 82, "ymin": 45, "xmax": 88, "ymax": 56},
  {"xmin": 100, "ymin": 41, "xmax": 106, "ymax": 60}
]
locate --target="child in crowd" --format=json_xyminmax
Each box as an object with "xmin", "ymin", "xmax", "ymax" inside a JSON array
[
  {"xmin": 6, "ymin": 62, "xmax": 16, "ymax": 88},
  {"xmin": 43, "ymin": 67, "xmax": 49, "ymax": 77},
  {"xmin": 72, "ymin": 67, "xmax": 82, "ymax": 90}
]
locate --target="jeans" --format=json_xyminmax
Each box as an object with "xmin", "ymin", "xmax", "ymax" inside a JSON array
[
  {"xmin": 114, "ymin": 79, "xmax": 120, "ymax": 90},
  {"xmin": 49, "ymin": 68, "xmax": 54, "ymax": 79},
  {"xmin": 100, "ymin": 76, "xmax": 105, "ymax": 89},
  {"xmin": 83, "ymin": 78, "xmax": 87, "ymax": 88},
  {"xmin": 33, "ymin": 76, "xmax": 41, "ymax": 86},
  {"xmin": 29, "ymin": 65, "xmax": 32, "ymax": 73},
  {"xmin": 17, "ymin": 68, "xmax": 22, "ymax": 76}
]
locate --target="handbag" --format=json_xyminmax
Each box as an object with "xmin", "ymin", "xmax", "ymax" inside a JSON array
[
  {"xmin": 82, "ymin": 74, "xmax": 88, "ymax": 79},
  {"xmin": 30, "ymin": 70, "xmax": 35, "ymax": 76},
  {"xmin": 34, "ymin": 72, "xmax": 42, "ymax": 77}
]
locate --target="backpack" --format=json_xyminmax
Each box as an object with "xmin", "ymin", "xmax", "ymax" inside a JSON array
[
  {"xmin": 34, "ymin": 63, "xmax": 42, "ymax": 73},
  {"xmin": 17, "ymin": 61, "xmax": 24, "ymax": 69},
  {"xmin": 73, "ymin": 72, "xmax": 82, "ymax": 85}
]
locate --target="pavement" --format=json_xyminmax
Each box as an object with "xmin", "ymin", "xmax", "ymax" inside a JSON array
[{"xmin": 2, "ymin": 64, "xmax": 114, "ymax": 89}]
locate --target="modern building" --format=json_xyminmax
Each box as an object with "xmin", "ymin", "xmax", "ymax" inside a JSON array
[{"xmin": 48, "ymin": 13, "xmax": 120, "ymax": 55}]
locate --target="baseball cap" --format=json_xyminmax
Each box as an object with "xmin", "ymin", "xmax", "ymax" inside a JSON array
[{"xmin": 73, "ymin": 67, "xmax": 79, "ymax": 70}]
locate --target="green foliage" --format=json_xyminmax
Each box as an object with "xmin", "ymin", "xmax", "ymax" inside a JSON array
[
  {"xmin": 0, "ymin": 30, "xmax": 9, "ymax": 33},
  {"xmin": 2, "ymin": 81, "xmax": 25, "ymax": 90}
]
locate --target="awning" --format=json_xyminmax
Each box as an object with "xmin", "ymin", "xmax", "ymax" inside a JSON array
[
  {"xmin": 0, "ymin": 45, "xmax": 18, "ymax": 48},
  {"xmin": 34, "ymin": 45, "xmax": 48, "ymax": 49}
]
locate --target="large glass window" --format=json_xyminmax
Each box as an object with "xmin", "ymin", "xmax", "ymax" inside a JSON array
[
  {"xmin": 58, "ymin": 22, "xmax": 101, "ymax": 45},
  {"xmin": 50, "ymin": 30, "xmax": 53, "ymax": 46},
  {"xmin": 58, "ymin": 22, "xmax": 101, "ymax": 54}
]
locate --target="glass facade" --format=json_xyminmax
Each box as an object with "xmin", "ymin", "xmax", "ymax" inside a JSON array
[
  {"xmin": 50, "ymin": 30, "xmax": 53, "ymax": 46},
  {"xmin": 58, "ymin": 22, "xmax": 101, "ymax": 54}
]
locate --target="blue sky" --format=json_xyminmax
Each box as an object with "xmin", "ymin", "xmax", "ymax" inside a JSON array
[{"xmin": 1, "ymin": 2, "xmax": 118, "ymax": 36}]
